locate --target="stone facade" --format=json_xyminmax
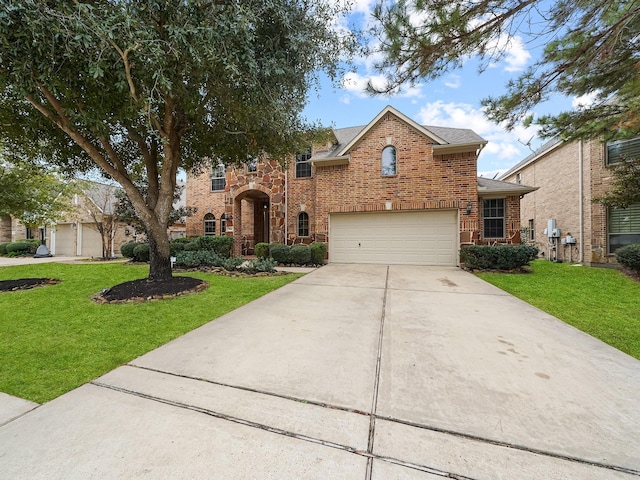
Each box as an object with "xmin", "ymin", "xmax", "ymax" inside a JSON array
[{"xmin": 501, "ymin": 139, "xmax": 615, "ymax": 264}]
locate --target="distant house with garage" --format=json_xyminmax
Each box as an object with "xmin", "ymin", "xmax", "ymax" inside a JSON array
[
  {"xmin": 186, "ymin": 105, "xmax": 536, "ymax": 266},
  {"xmin": 500, "ymin": 136, "xmax": 640, "ymax": 265},
  {"xmin": 0, "ymin": 181, "xmax": 129, "ymax": 258}
]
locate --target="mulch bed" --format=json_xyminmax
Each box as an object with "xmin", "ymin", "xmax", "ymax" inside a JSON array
[
  {"xmin": 0, "ymin": 278, "xmax": 60, "ymax": 292},
  {"xmin": 93, "ymin": 276, "xmax": 208, "ymax": 304}
]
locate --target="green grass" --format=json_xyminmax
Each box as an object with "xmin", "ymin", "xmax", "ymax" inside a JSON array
[
  {"xmin": 477, "ymin": 260, "xmax": 640, "ymax": 360},
  {"xmin": 0, "ymin": 263, "xmax": 301, "ymax": 403}
]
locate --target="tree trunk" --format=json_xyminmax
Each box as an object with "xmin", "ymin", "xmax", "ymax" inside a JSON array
[{"xmin": 147, "ymin": 227, "xmax": 173, "ymax": 281}]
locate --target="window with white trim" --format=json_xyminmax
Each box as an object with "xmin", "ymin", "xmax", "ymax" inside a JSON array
[
  {"xmin": 220, "ymin": 213, "xmax": 227, "ymax": 234},
  {"xmin": 295, "ymin": 148, "xmax": 312, "ymax": 178},
  {"xmin": 204, "ymin": 213, "xmax": 216, "ymax": 236},
  {"xmin": 608, "ymin": 203, "xmax": 640, "ymax": 253},
  {"xmin": 211, "ymin": 163, "xmax": 226, "ymax": 191},
  {"xmin": 382, "ymin": 146, "xmax": 397, "ymax": 176},
  {"xmin": 483, "ymin": 198, "xmax": 505, "ymax": 238},
  {"xmin": 298, "ymin": 212, "xmax": 309, "ymax": 237}
]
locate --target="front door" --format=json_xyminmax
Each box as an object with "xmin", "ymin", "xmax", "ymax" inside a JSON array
[{"xmin": 254, "ymin": 200, "xmax": 270, "ymax": 244}]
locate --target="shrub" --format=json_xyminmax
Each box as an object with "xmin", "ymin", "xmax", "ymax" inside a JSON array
[
  {"xmin": 460, "ymin": 245, "xmax": 539, "ymax": 270},
  {"xmin": 183, "ymin": 241, "xmax": 200, "ymax": 251},
  {"xmin": 289, "ymin": 244, "xmax": 311, "ymax": 265},
  {"xmin": 196, "ymin": 235, "xmax": 234, "ymax": 257},
  {"xmin": 0, "ymin": 243, "xmax": 10, "ymax": 255},
  {"xmin": 255, "ymin": 242, "xmax": 270, "ymax": 259},
  {"xmin": 120, "ymin": 242, "xmax": 138, "ymax": 258},
  {"xmin": 241, "ymin": 257, "xmax": 278, "ymax": 273},
  {"xmin": 170, "ymin": 240, "xmax": 187, "ymax": 257},
  {"xmin": 6, "ymin": 242, "xmax": 32, "ymax": 255},
  {"xmin": 221, "ymin": 256, "xmax": 244, "ymax": 271},
  {"xmin": 269, "ymin": 243, "xmax": 290, "ymax": 264},
  {"xmin": 132, "ymin": 243, "xmax": 150, "ymax": 262},
  {"xmin": 310, "ymin": 242, "xmax": 327, "ymax": 265},
  {"xmin": 175, "ymin": 250, "xmax": 223, "ymax": 268},
  {"xmin": 616, "ymin": 244, "xmax": 640, "ymax": 271},
  {"xmin": 171, "ymin": 237, "xmax": 192, "ymax": 244}
]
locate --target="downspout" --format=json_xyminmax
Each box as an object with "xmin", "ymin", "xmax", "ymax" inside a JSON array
[
  {"xmin": 284, "ymin": 167, "xmax": 288, "ymax": 245},
  {"xmin": 578, "ymin": 139, "xmax": 584, "ymax": 263}
]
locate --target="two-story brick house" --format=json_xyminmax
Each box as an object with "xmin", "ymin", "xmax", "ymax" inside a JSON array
[
  {"xmin": 500, "ymin": 136, "xmax": 640, "ymax": 265},
  {"xmin": 187, "ymin": 106, "xmax": 535, "ymax": 265}
]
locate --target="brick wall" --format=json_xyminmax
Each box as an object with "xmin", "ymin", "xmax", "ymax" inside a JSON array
[
  {"xmin": 503, "ymin": 139, "xmax": 614, "ymax": 264},
  {"xmin": 187, "ymin": 112, "xmax": 483, "ymax": 257}
]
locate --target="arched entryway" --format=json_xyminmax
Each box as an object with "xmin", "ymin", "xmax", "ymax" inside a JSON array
[{"xmin": 232, "ymin": 189, "xmax": 271, "ymax": 255}]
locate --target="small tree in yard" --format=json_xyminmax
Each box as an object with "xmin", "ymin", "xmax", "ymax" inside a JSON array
[
  {"xmin": 83, "ymin": 182, "xmax": 120, "ymax": 260},
  {"xmin": 0, "ymin": 1, "xmax": 355, "ymax": 282},
  {"xmin": 593, "ymin": 158, "xmax": 640, "ymax": 209}
]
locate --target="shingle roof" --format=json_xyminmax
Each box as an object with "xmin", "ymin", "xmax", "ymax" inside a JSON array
[{"xmin": 478, "ymin": 176, "xmax": 538, "ymax": 195}]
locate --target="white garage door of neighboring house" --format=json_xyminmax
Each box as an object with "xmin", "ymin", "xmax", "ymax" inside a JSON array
[
  {"xmin": 329, "ymin": 210, "xmax": 458, "ymax": 266},
  {"xmin": 80, "ymin": 224, "xmax": 104, "ymax": 258},
  {"xmin": 54, "ymin": 224, "xmax": 75, "ymax": 256}
]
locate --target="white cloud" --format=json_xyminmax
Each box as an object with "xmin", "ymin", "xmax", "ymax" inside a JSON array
[
  {"xmin": 443, "ymin": 74, "xmax": 461, "ymax": 89},
  {"xmin": 416, "ymin": 100, "xmax": 540, "ymax": 170},
  {"xmin": 351, "ymin": 0, "xmax": 375, "ymax": 15},
  {"xmin": 484, "ymin": 34, "xmax": 531, "ymax": 72},
  {"xmin": 572, "ymin": 91, "xmax": 599, "ymax": 110},
  {"xmin": 341, "ymin": 71, "xmax": 424, "ymax": 99}
]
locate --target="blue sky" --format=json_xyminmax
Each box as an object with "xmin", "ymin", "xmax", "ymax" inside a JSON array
[{"xmin": 301, "ymin": 0, "xmax": 591, "ymax": 177}]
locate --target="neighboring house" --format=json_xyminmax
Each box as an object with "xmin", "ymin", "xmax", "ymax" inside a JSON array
[
  {"xmin": 499, "ymin": 136, "xmax": 640, "ymax": 265},
  {"xmin": 0, "ymin": 181, "xmax": 129, "ymax": 258},
  {"xmin": 187, "ymin": 105, "xmax": 536, "ymax": 266}
]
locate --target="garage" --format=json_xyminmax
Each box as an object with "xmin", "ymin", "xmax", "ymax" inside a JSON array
[
  {"xmin": 53, "ymin": 224, "xmax": 75, "ymax": 256},
  {"xmin": 329, "ymin": 210, "xmax": 458, "ymax": 266},
  {"xmin": 80, "ymin": 224, "xmax": 104, "ymax": 258}
]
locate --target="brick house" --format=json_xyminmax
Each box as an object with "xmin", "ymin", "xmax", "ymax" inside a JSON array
[
  {"xmin": 499, "ymin": 136, "xmax": 640, "ymax": 265},
  {"xmin": 187, "ymin": 106, "xmax": 536, "ymax": 265}
]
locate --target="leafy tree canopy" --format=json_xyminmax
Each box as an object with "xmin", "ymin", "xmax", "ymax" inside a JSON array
[
  {"xmin": 594, "ymin": 158, "xmax": 640, "ymax": 208},
  {"xmin": 0, "ymin": 160, "xmax": 77, "ymax": 228},
  {"xmin": 372, "ymin": 0, "xmax": 640, "ymax": 142},
  {"xmin": 0, "ymin": 0, "xmax": 355, "ymax": 280}
]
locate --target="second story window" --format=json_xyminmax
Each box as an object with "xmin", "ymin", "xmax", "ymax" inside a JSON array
[
  {"xmin": 382, "ymin": 146, "xmax": 397, "ymax": 176},
  {"xmin": 295, "ymin": 148, "xmax": 312, "ymax": 178},
  {"xmin": 607, "ymin": 137, "xmax": 640, "ymax": 165},
  {"xmin": 211, "ymin": 163, "xmax": 226, "ymax": 191}
]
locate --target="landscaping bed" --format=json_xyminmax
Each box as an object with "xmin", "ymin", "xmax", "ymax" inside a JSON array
[{"xmin": 0, "ymin": 278, "xmax": 60, "ymax": 292}]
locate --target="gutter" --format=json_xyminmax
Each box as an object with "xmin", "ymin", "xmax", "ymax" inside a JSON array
[{"xmin": 578, "ymin": 139, "xmax": 584, "ymax": 262}]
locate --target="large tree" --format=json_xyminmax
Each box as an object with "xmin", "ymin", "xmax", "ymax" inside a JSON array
[
  {"xmin": 372, "ymin": 0, "xmax": 640, "ymax": 141},
  {"xmin": 0, "ymin": 0, "xmax": 353, "ymax": 281}
]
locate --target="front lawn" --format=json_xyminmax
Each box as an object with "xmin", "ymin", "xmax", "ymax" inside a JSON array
[
  {"xmin": 477, "ymin": 260, "xmax": 640, "ymax": 360},
  {"xmin": 0, "ymin": 263, "xmax": 301, "ymax": 403}
]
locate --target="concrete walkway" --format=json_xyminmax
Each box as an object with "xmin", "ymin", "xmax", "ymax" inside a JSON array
[{"xmin": 0, "ymin": 264, "xmax": 639, "ymax": 479}]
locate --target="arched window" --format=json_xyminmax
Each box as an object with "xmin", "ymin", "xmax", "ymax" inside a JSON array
[
  {"xmin": 204, "ymin": 213, "xmax": 216, "ymax": 236},
  {"xmin": 381, "ymin": 146, "xmax": 397, "ymax": 176},
  {"xmin": 298, "ymin": 212, "xmax": 309, "ymax": 237},
  {"xmin": 220, "ymin": 213, "xmax": 227, "ymax": 234}
]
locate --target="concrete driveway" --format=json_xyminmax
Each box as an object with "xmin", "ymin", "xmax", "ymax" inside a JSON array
[{"xmin": 1, "ymin": 264, "xmax": 639, "ymax": 479}]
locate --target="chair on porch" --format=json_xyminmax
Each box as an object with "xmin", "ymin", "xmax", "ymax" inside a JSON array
[
  {"xmin": 499, "ymin": 230, "xmax": 521, "ymax": 245},
  {"xmin": 460, "ymin": 230, "xmax": 478, "ymax": 247}
]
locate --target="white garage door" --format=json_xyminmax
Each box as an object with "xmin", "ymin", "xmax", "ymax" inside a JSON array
[
  {"xmin": 329, "ymin": 210, "xmax": 458, "ymax": 266},
  {"xmin": 54, "ymin": 224, "xmax": 75, "ymax": 256},
  {"xmin": 80, "ymin": 224, "xmax": 104, "ymax": 258}
]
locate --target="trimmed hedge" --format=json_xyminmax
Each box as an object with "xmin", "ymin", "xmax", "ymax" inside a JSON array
[
  {"xmin": 616, "ymin": 244, "xmax": 640, "ymax": 271},
  {"xmin": 132, "ymin": 243, "xmax": 150, "ymax": 262},
  {"xmin": 289, "ymin": 245, "xmax": 311, "ymax": 265},
  {"xmin": 195, "ymin": 235, "xmax": 234, "ymax": 258},
  {"xmin": 6, "ymin": 242, "xmax": 33, "ymax": 255},
  {"xmin": 461, "ymin": 244, "xmax": 539, "ymax": 270},
  {"xmin": 255, "ymin": 242, "xmax": 270, "ymax": 259},
  {"xmin": 269, "ymin": 244, "xmax": 290, "ymax": 264},
  {"xmin": 120, "ymin": 242, "xmax": 138, "ymax": 258},
  {"xmin": 170, "ymin": 239, "xmax": 187, "ymax": 256},
  {"xmin": 0, "ymin": 243, "xmax": 9, "ymax": 255},
  {"xmin": 310, "ymin": 242, "xmax": 327, "ymax": 265}
]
